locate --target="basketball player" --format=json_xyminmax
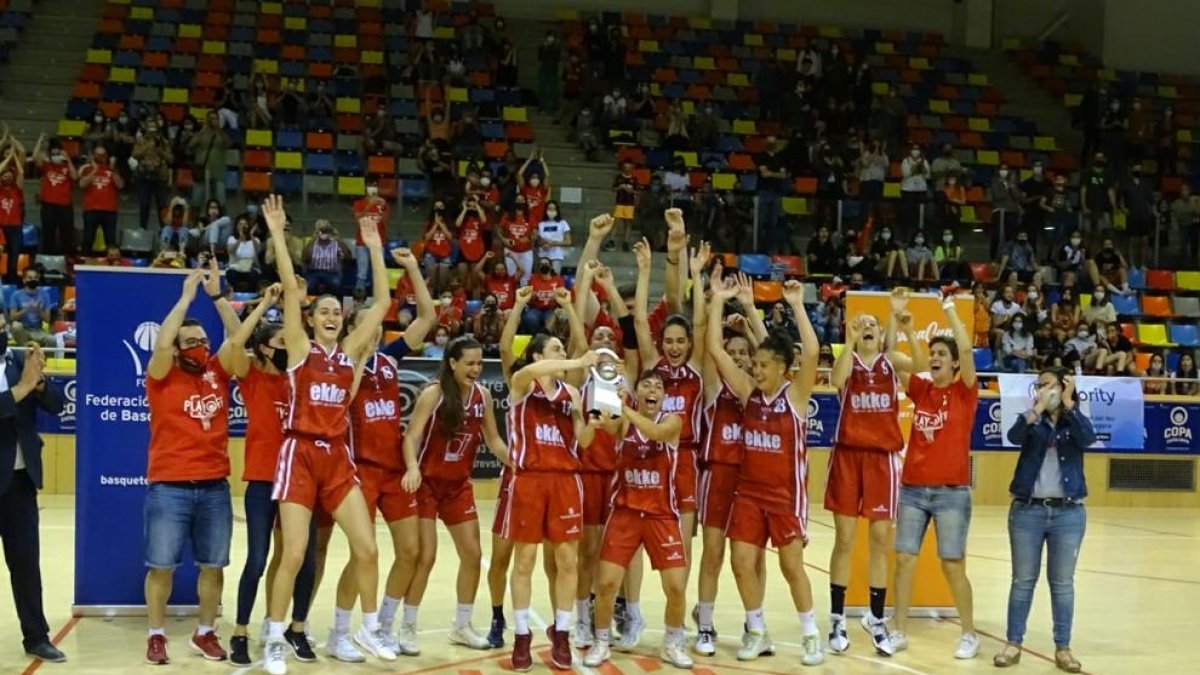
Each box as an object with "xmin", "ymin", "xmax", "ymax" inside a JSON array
[
  {"xmin": 398, "ymin": 337, "xmax": 508, "ymax": 651},
  {"xmin": 708, "ymin": 278, "xmax": 825, "ymax": 666},
  {"xmin": 228, "ymin": 287, "xmax": 319, "ymax": 666},
  {"xmin": 259, "ymin": 195, "xmax": 394, "ymax": 675},
  {"xmin": 584, "ymin": 370, "xmax": 692, "ymax": 669},
  {"xmin": 694, "ymin": 269, "xmax": 768, "ymax": 656},
  {"xmin": 503, "ymin": 337, "xmax": 599, "ymax": 671},
  {"xmin": 825, "ymin": 300, "xmax": 916, "ymax": 655}
]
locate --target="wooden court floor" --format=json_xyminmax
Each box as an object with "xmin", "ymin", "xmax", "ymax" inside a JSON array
[{"xmin": 4, "ymin": 495, "xmax": 1200, "ymax": 674}]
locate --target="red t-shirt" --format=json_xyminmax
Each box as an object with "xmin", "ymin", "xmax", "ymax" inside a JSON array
[
  {"xmin": 500, "ymin": 213, "xmax": 533, "ymax": 253},
  {"xmin": 457, "ymin": 214, "xmax": 487, "ymax": 263},
  {"xmin": 239, "ymin": 365, "xmax": 289, "ymax": 482},
  {"xmin": 0, "ymin": 184, "xmax": 22, "ymax": 226},
  {"xmin": 529, "ymin": 273, "xmax": 564, "ymax": 310},
  {"xmin": 437, "ymin": 304, "xmax": 464, "ymax": 330},
  {"xmin": 903, "ymin": 374, "xmax": 978, "ymax": 486},
  {"xmin": 146, "ymin": 357, "xmax": 232, "ymax": 483},
  {"xmin": 834, "ymin": 353, "xmax": 904, "ymax": 452},
  {"xmin": 521, "ymin": 184, "xmax": 549, "ymax": 224},
  {"xmin": 81, "ymin": 165, "xmax": 119, "ymax": 212},
  {"xmin": 423, "ymin": 220, "xmax": 453, "ymax": 260},
  {"xmin": 393, "ymin": 273, "xmax": 416, "ymax": 306},
  {"xmin": 39, "ymin": 163, "xmax": 74, "ymax": 206},
  {"xmin": 485, "ymin": 273, "xmax": 517, "ymax": 310},
  {"xmin": 352, "ymin": 197, "xmax": 389, "ymax": 245}
]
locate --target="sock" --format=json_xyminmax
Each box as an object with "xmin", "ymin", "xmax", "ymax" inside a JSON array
[
  {"xmin": 595, "ymin": 627, "xmax": 611, "ymax": 643},
  {"xmin": 333, "ymin": 607, "xmax": 353, "ymax": 634},
  {"xmin": 697, "ymin": 601, "xmax": 715, "ymax": 630},
  {"xmin": 514, "ymin": 608, "xmax": 530, "ymax": 635},
  {"xmin": 555, "ymin": 610, "xmax": 571, "ymax": 631},
  {"xmin": 869, "ymin": 587, "xmax": 887, "ymax": 621},
  {"xmin": 403, "ymin": 603, "xmax": 420, "ymax": 626},
  {"xmin": 268, "ymin": 621, "xmax": 286, "ymax": 640},
  {"xmin": 797, "ymin": 610, "xmax": 817, "ymax": 635},
  {"xmin": 492, "ymin": 605, "xmax": 505, "ymax": 621},
  {"xmin": 148, "ymin": 627, "xmax": 166, "ymax": 637},
  {"xmin": 379, "ymin": 595, "xmax": 402, "ymax": 631},
  {"xmin": 455, "ymin": 604, "xmax": 473, "ymax": 629},
  {"xmin": 626, "ymin": 602, "xmax": 643, "ymax": 623},
  {"xmin": 362, "ymin": 611, "xmax": 380, "ymax": 632},
  {"xmin": 576, "ymin": 600, "xmax": 592, "ymax": 627},
  {"xmin": 746, "ymin": 608, "xmax": 766, "ymax": 632},
  {"xmin": 665, "ymin": 625, "xmax": 685, "ymax": 645},
  {"xmin": 196, "ymin": 624, "xmax": 214, "ymax": 636},
  {"xmin": 830, "ymin": 583, "xmax": 847, "ymax": 617}
]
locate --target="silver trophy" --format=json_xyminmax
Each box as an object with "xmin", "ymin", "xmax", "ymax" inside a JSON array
[{"xmin": 587, "ymin": 348, "xmax": 625, "ymax": 417}]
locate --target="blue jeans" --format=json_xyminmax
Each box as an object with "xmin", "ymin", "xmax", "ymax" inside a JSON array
[
  {"xmin": 1005, "ymin": 500, "xmax": 1086, "ymax": 648},
  {"xmin": 1004, "ymin": 355, "xmax": 1029, "ymax": 373},
  {"xmin": 520, "ymin": 307, "xmax": 554, "ymax": 334},
  {"xmin": 235, "ymin": 481, "xmax": 318, "ymax": 626},
  {"xmin": 757, "ymin": 191, "xmax": 784, "ymax": 253},
  {"xmin": 143, "ymin": 480, "xmax": 233, "ymax": 569},
  {"xmin": 136, "ymin": 175, "xmax": 168, "ymax": 230},
  {"xmin": 355, "ymin": 244, "xmax": 371, "ymax": 290},
  {"xmin": 304, "ymin": 268, "xmax": 341, "ymax": 296},
  {"xmin": 894, "ymin": 485, "xmax": 972, "ymax": 559}
]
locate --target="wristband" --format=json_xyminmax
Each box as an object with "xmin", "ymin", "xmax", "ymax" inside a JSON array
[
  {"xmin": 208, "ymin": 292, "xmax": 224, "ymax": 300},
  {"xmin": 666, "ymin": 257, "xmax": 680, "ymax": 265},
  {"xmin": 618, "ymin": 315, "xmax": 638, "ymax": 349}
]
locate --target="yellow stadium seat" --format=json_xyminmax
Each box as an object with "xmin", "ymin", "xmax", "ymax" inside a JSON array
[
  {"xmin": 727, "ymin": 73, "xmax": 750, "ymax": 87},
  {"xmin": 284, "ymin": 17, "xmax": 306, "ymax": 30},
  {"xmin": 336, "ymin": 97, "xmax": 361, "ymax": 114},
  {"xmin": 875, "ymin": 42, "xmax": 895, "ymax": 54},
  {"xmin": 511, "ymin": 334, "xmax": 532, "ymax": 358},
  {"xmin": 1137, "ymin": 323, "xmax": 1174, "ymax": 347},
  {"xmin": 782, "ymin": 197, "xmax": 809, "ymax": 215},
  {"xmin": 976, "ymin": 150, "xmax": 1000, "ymax": 166},
  {"xmin": 447, "ymin": 87, "xmax": 469, "ymax": 102},
  {"xmin": 930, "ymin": 100, "xmax": 951, "ymax": 114},
  {"xmin": 638, "ymin": 40, "xmax": 659, "ymax": 53},
  {"xmin": 732, "ymin": 119, "xmax": 757, "ymax": 135},
  {"xmin": 261, "ymin": 2, "xmax": 283, "ymax": 14},
  {"xmin": 1034, "ymin": 136, "xmax": 1057, "ymax": 151},
  {"xmin": 274, "ymin": 152, "xmax": 302, "ymax": 171},
  {"xmin": 189, "ymin": 106, "xmax": 211, "ymax": 121},
  {"xmin": 872, "ymin": 82, "xmax": 890, "ymax": 96},
  {"xmin": 387, "ymin": 268, "xmax": 403, "ymax": 289},
  {"xmin": 456, "ymin": 160, "xmax": 471, "ymax": 177},
  {"xmin": 910, "ymin": 57, "xmax": 929, "ymax": 70},
  {"xmin": 1059, "ymin": 54, "xmax": 1079, "ymax": 66},
  {"xmin": 968, "ymin": 73, "xmax": 989, "ymax": 86},
  {"xmin": 334, "ymin": 34, "xmax": 357, "ymax": 48},
  {"xmin": 1064, "ymin": 93, "xmax": 1082, "ymax": 108},
  {"xmin": 1177, "ymin": 271, "xmax": 1200, "ymax": 291},
  {"xmin": 689, "ymin": 16, "xmax": 712, "ymax": 29},
  {"xmin": 162, "ymin": 88, "xmax": 189, "ymax": 104},
  {"xmin": 86, "ymin": 49, "xmax": 112, "ymax": 64},
  {"xmin": 253, "ymin": 59, "xmax": 279, "ymax": 74},
  {"xmin": 674, "ymin": 151, "xmax": 699, "ymax": 168},
  {"xmin": 555, "ymin": 8, "xmax": 580, "ymax": 20},
  {"xmin": 744, "ymin": 34, "xmax": 764, "ymax": 47},
  {"xmin": 1158, "ymin": 86, "xmax": 1178, "ymax": 99},
  {"xmin": 968, "ymin": 118, "xmax": 990, "ymax": 132},
  {"xmin": 1177, "ymin": 130, "xmax": 1193, "ymax": 143},
  {"xmin": 109, "ymin": 67, "xmax": 135, "ymax": 83},
  {"xmin": 961, "ymin": 205, "xmax": 977, "ymax": 223},
  {"xmin": 245, "ymin": 129, "xmax": 273, "ymax": 147},
  {"xmin": 361, "ymin": 51, "xmax": 383, "ymax": 65},
  {"xmin": 817, "ymin": 26, "xmax": 843, "ymax": 38},
  {"xmin": 775, "ymin": 49, "xmax": 795, "ymax": 63},
  {"xmin": 57, "ymin": 120, "xmax": 87, "ymax": 138},
  {"xmin": 831, "ymin": 343, "xmax": 845, "ymax": 359},
  {"xmin": 433, "ymin": 27, "xmax": 455, "ymax": 40},
  {"xmin": 883, "ymin": 182, "xmax": 902, "ymax": 198},
  {"xmin": 129, "ymin": 6, "xmax": 153, "ymax": 20},
  {"xmin": 202, "ymin": 41, "xmax": 226, "ymax": 55},
  {"xmin": 711, "ymin": 173, "xmax": 737, "ymax": 191},
  {"xmin": 338, "ymin": 176, "xmax": 366, "ymax": 196},
  {"xmin": 693, "ymin": 56, "xmax": 715, "ymax": 70},
  {"xmin": 502, "ymin": 107, "xmax": 527, "ymax": 122},
  {"xmin": 681, "ymin": 101, "xmax": 695, "ymax": 115},
  {"xmin": 178, "ymin": 24, "xmax": 202, "ymax": 39},
  {"xmin": 1080, "ymin": 293, "xmax": 1093, "ymax": 310}
]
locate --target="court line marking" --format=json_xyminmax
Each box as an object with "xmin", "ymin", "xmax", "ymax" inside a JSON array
[
  {"xmin": 969, "ymin": 551, "xmax": 1200, "ymax": 586},
  {"xmin": 1088, "ymin": 518, "xmax": 1194, "ymax": 538},
  {"xmin": 19, "ymin": 616, "xmax": 79, "ymax": 675},
  {"xmin": 941, "ymin": 618, "xmax": 1097, "ymax": 675}
]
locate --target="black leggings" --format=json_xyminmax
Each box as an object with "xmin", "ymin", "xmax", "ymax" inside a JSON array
[{"xmin": 234, "ymin": 481, "xmax": 318, "ymax": 626}]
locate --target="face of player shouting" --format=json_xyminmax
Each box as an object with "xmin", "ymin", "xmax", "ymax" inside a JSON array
[
  {"xmin": 929, "ymin": 340, "xmax": 959, "ymax": 386},
  {"xmin": 751, "ymin": 347, "xmax": 789, "ymax": 393},
  {"xmin": 590, "ymin": 325, "xmax": 618, "ymax": 352},
  {"xmin": 662, "ymin": 324, "xmax": 691, "ymax": 367},
  {"xmin": 856, "ymin": 314, "xmax": 881, "ymax": 356},
  {"xmin": 308, "ymin": 296, "xmax": 344, "ymax": 347},
  {"xmin": 635, "ymin": 374, "xmax": 665, "ymax": 415},
  {"xmin": 452, "ymin": 346, "xmax": 484, "ymax": 387}
]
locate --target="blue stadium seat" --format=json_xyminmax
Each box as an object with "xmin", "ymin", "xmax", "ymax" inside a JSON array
[
  {"xmin": 1127, "ymin": 267, "xmax": 1146, "ymax": 290},
  {"xmin": 973, "ymin": 348, "xmax": 994, "ymax": 372},
  {"xmin": 1170, "ymin": 323, "xmax": 1200, "ymax": 347},
  {"xmin": 1110, "ymin": 293, "xmax": 1140, "ymax": 316},
  {"xmin": 738, "ymin": 254, "xmax": 771, "ymax": 277}
]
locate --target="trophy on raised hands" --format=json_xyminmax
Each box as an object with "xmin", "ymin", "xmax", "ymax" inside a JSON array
[{"xmin": 587, "ymin": 348, "xmax": 626, "ymax": 417}]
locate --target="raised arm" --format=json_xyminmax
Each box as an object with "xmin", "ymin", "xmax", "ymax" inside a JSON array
[
  {"xmin": 734, "ymin": 270, "xmax": 769, "ymax": 343},
  {"xmin": 664, "ymin": 208, "xmax": 687, "ymax": 315},
  {"xmin": 223, "ymin": 284, "xmax": 280, "ymax": 378},
  {"xmin": 943, "ymin": 296, "xmax": 975, "ymax": 387},
  {"xmin": 623, "ymin": 402, "xmax": 682, "ymax": 443},
  {"xmin": 707, "ymin": 277, "xmax": 755, "ymax": 402},
  {"xmin": 500, "ymin": 286, "xmax": 532, "ymax": 379},
  {"xmin": 632, "ymin": 238, "xmax": 660, "ymax": 368},
  {"xmin": 394, "ymin": 247, "xmax": 436, "ymax": 349},
  {"xmin": 146, "ymin": 270, "xmax": 203, "ymax": 380},
  {"xmin": 511, "ymin": 351, "xmax": 599, "ymax": 400},
  {"xmin": 263, "ymin": 195, "xmax": 309, "ymax": 365},
  {"xmin": 832, "ymin": 316, "xmax": 862, "ymax": 391},
  {"xmin": 573, "ymin": 259, "xmax": 600, "ymax": 326},
  {"xmin": 577, "ymin": 213, "xmax": 616, "ymax": 272},
  {"xmin": 201, "ymin": 257, "xmax": 241, "ymax": 336},
  {"xmin": 784, "ymin": 280, "xmax": 819, "ymax": 407},
  {"xmin": 517, "ymin": 150, "xmax": 534, "ymax": 186},
  {"xmin": 688, "ymin": 240, "xmax": 711, "ymax": 368},
  {"xmin": 556, "ymin": 287, "xmax": 589, "ymax": 358},
  {"xmin": 341, "ymin": 214, "xmax": 391, "ymax": 361}
]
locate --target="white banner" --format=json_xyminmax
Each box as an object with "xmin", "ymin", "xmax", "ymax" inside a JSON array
[{"xmin": 997, "ymin": 374, "xmax": 1144, "ymax": 450}]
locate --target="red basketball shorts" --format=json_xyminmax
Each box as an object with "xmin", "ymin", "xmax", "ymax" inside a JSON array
[
  {"xmin": 491, "ymin": 471, "xmax": 513, "ymax": 537},
  {"xmin": 358, "ymin": 463, "xmax": 419, "ymax": 523},
  {"xmin": 417, "ymin": 478, "xmax": 479, "ymax": 526},
  {"xmin": 273, "ymin": 436, "xmax": 359, "ymax": 517},
  {"xmin": 599, "ymin": 507, "xmax": 686, "ymax": 571},
  {"xmin": 698, "ymin": 462, "xmax": 740, "ymax": 530},
  {"xmin": 580, "ymin": 471, "xmax": 617, "ymax": 527},
  {"xmin": 673, "ymin": 444, "xmax": 698, "ymax": 513},
  {"xmin": 500, "ymin": 472, "xmax": 583, "ymax": 544},
  {"xmin": 824, "ymin": 445, "xmax": 902, "ymax": 520},
  {"xmin": 727, "ymin": 494, "xmax": 807, "ymax": 550}
]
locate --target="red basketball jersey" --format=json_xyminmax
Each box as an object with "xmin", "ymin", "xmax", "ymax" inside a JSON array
[
  {"xmin": 702, "ymin": 379, "xmax": 743, "ymax": 465},
  {"xmin": 654, "ymin": 358, "xmax": 703, "ymax": 448},
  {"xmin": 240, "ymin": 366, "xmax": 289, "ymax": 482},
  {"xmin": 286, "ymin": 342, "xmax": 355, "ymax": 439},
  {"xmin": 612, "ymin": 413, "xmax": 679, "ymax": 518},
  {"xmin": 507, "ymin": 379, "xmax": 580, "ymax": 473},
  {"xmin": 739, "ymin": 383, "xmax": 808, "ymax": 517},
  {"xmin": 419, "ymin": 382, "xmax": 487, "ymax": 482},
  {"xmin": 834, "ymin": 353, "xmax": 904, "ymax": 452},
  {"xmin": 348, "ymin": 352, "xmax": 404, "ymax": 471}
]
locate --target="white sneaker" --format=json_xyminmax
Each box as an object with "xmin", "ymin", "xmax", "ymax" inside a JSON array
[
  {"xmin": 352, "ymin": 626, "xmax": 397, "ymax": 661},
  {"xmin": 302, "ymin": 622, "xmax": 316, "ymax": 648},
  {"xmin": 661, "ymin": 639, "xmax": 695, "ymax": 668},
  {"xmin": 889, "ymin": 632, "xmax": 909, "ymax": 654},
  {"xmin": 395, "ymin": 622, "xmax": 420, "ymax": 656},
  {"xmin": 828, "ymin": 614, "xmax": 849, "ymax": 654},
  {"xmin": 614, "ymin": 616, "xmax": 645, "ymax": 652},
  {"xmin": 263, "ymin": 638, "xmax": 289, "ymax": 675},
  {"xmin": 955, "ymin": 632, "xmax": 981, "ymax": 659},
  {"xmin": 449, "ymin": 623, "xmax": 491, "ymax": 650},
  {"xmin": 260, "ymin": 622, "xmax": 270, "ymax": 643},
  {"xmin": 583, "ymin": 640, "xmax": 610, "ymax": 667},
  {"xmin": 860, "ymin": 614, "xmax": 895, "ymax": 656},
  {"xmin": 800, "ymin": 632, "xmax": 825, "ymax": 666},
  {"xmin": 325, "ymin": 629, "xmax": 365, "ymax": 663},
  {"xmin": 693, "ymin": 628, "xmax": 717, "ymax": 656},
  {"xmin": 571, "ymin": 620, "xmax": 595, "ymax": 649},
  {"xmin": 737, "ymin": 630, "xmax": 774, "ymax": 661}
]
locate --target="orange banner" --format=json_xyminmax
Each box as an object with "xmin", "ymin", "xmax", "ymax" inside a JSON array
[{"xmin": 844, "ymin": 290, "xmax": 975, "ymax": 357}]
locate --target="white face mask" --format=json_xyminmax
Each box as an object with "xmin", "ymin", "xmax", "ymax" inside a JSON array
[
  {"xmin": 1033, "ymin": 165, "xmax": 1043, "ymax": 175},
  {"xmin": 1093, "ymin": 291, "xmax": 1105, "ymax": 300},
  {"xmin": 1070, "ymin": 238, "xmax": 1082, "ymax": 247},
  {"xmin": 910, "ymin": 150, "xmax": 920, "ymax": 158},
  {"xmin": 1012, "ymin": 321, "xmax": 1023, "ymax": 331},
  {"xmin": 529, "ymin": 178, "xmax": 541, "ymax": 187},
  {"xmin": 1028, "ymin": 291, "xmax": 1038, "ymax": 300},
  {"xmin": 366, "ymin": 186, "xmax": 378, "ymax": 196},
  {"xmin": 881, "ymin": 231, "xmax": 891, "ymax": 241},
  {"xmin": 546, "ymin": 210, "xmax": 558, "ymax": 218},
  {"xmin": 914, "ymin": 236, "xmax": 925, "ymax": 245},
  {"xmin": 481, "ymin": 176, "xmax": 491, "ymax": 187},
  {"xmin": 999, "ymin": 169, "xmax": 1009, "ymax": 178},
  {"xmin": 1077, "ymin": 330, "xmax": 1089, "ymax": 339},
  {"xmin": 434, "ymin": 335, "xmax": 448, "ymax": 346},
  {"xmin": 943, "ymin": 234, "xmax": 953, "ymax": 243}
]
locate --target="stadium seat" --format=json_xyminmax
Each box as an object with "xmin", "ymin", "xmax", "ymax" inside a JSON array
[
  {"xmin": 738, "ymin": 254, "xmax": 770, "ymax": 277},
  {"xmin": 1175, "ymin": 296, "xmax": 1200, "ymax": 318},
  {"xmin": 1170, "ymin": 323, "xmax": 1200, "ymax": 347},
  {"xmin": 973, "ymin": 348, "xmax": 994, "ymax": 372},
  {"xmin": 752, "ymin": 280, "xmax": 783, "ymax": 303},
  {"xmin": 1127, "ymin": 267, "xmax": 1146, "ymax": 290},
  {"xmin": 1177, "ymin": 271, "xmax": 1200, "ymax": 291},
  {"xmin": 1146, "ymin": 269, "xmax": 1176, "ymax": 292},
  {"xmin": 1136, "ymin": 323, "xmax": 1174, "ymax": 347},
  {"xmin": 1109, "ymin": 293, "xmax": 1139, "ymax": 316},
  {"xmin": 1141, "ymin": 295, "xmax": 1173, "ymax": 318}
]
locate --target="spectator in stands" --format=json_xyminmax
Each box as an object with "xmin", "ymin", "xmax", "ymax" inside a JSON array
[
  {"xmin": 1055, "ymin": 231, "xmax": 1089, "ymax": 288},
  {"xmin": 497, "ymin": 36, "xmax": 518, "ymax": 88},
  {"xmin": 536, "ymin": 200, "xmax": 571, "ymax": 274},
  {"xmin": 79, "ymin": 146, "xmax": 123, "ymax": 255},
  {"xmin": 806, "ymin": 225, "xmax": 838, "ymax": 276},
  {"xmin": 572, "ymin": 103, "xmax": 601, "ymax": 163},
  {"xmin": 855, "ymin": 138, "xmax": 888, "ymax": 223},
  {"xmin": 602, "ymin": 86, "xmax": 628, "ymax": 135},
  {"xmin": 423, "ymin": 325, "xmax": 452, "ymax": 359},
  {"xmin": 940, "ymin": 171, "xmax": 967, "ymax": 233},
  {"xmin": 870, "ymin": 226, "xmax": 907, "ymax": 281},
  {"xmin": 211, "ymin": 76, "xmax": 242, "ymax": 131},
  {"xmin": 1126, "ymin": 98, "xmax": 1152, "ymax": 164},
  {"xmin": 472, "ymin": 293, "xmax": 504, "ymax": 356},
  {"xmin": 274, "ymin": 79, "xmax": 305, "ymax": 128},
  {"xmin": 0, "ymin": 147, "xmax": 25, "ymax": 281},
  {"xmin": 1143, "ymin": 353, "xmax": 1169, "ymax": 394},
  {"xmin": 1082, "ymin": 287, "xmax": 1116, "ymax": 328},
  {"xmin": 455, "ymin": 197, "xmax": 488, "ymax": 283},
  {"xmin": 692, "ymin": 101, "xmax": 719, "ymax": 151},
  {"xmin": 1001, "ymin": 313, "xmax": 1035, "ymax": 373},
  {"xmin": 611, "ymin": 161, "xmax": 639, "ymax": 251},
  {"xmin": 1076, "ymin": 85, "xmax": 1101, "ymax": 163},
  {"xmin": 764, "ymin": 301, "xmax": 798, "ymax": 341},
  {"xmin": 31, "ymin": 137, "xmax": 76, "ymax": 257},
  {"xmin": 111, "ymin": 110, "xmax": 137, "ymax": 177},
  {"xmin": 837, "ymin": 226, "xmax": 869, "ymax": 279},
  {"xmin": 422, "ymin": 201, "xmax": 455, "ymax": 296},
  {"xmin": 1080, "ymin": 153, "xmax": 1116, "ymax": 239},
  {"xmin": 638, "ymin": 175, "xmax": 668, "ymax": 251},
  {"xmin": 1023, "ymin": 284, "xmax": 1049, "ymax": 325},
  {"xmin": 263, "ymin": 215, "xmax": 302, "ymax": 276},
  {"xmin": 998, "ymin": 231, "xmax": 1037, "ymax": 283},
  {"xmin": 816, "ymin": 343, "xmax": 836, "ymax": 386},
  {"xmin": 1087, "ymin": 235, "xmax": 1130, "ymax": 294},
  {"xmin": 930, "ymin": 144, "xmax": 962, "ymax": 191},
  {"xmin": 420, "ymin": 137, "xmax": 454, "ymax": 198},
  {"xmin": 813, "ymin": 142, "xmax": 846, "ymax": 226},
  {"xmin": 158, "ymin": 197, "xmax": 193, "ymax": 253},
  {"xmin": 7, "ymin": 268, "xmax": 56, "ymax": 348},
  {"xmin": 362, "ymin": 107, "xmax": 400, "ymax": 157},
  {"xmin": 663, "ymin": 156, "xmax": 693, "ymax": 217},
  {"xmin": 990, "ymin": 284, "xmax": 1023, "ymax": 350},
  {"xmin": 1096, "ymin": 322, "xmax": 1134, "ymax": 375},
  {"xmin": 1041, "ymin": 173, "xmax": 1075, "ymax": 251},
  {"xmin": 302, "ymin": 219, "xmax": 349, "ymax": 295},
  {"xmin": 93, "ymin": 245, "xmax": 130, "ymax": 267},
  {"xmin": 989, "ymin": 164, "xmax": 1023, "ymax": 258},
  {"xmin": 936, "ymin": 229, "xmax": 970, "ymax": 284},
  {"xmin": 518, "ymin": 150, "xmax": 551, "ymax": 225},
  {"xmin": 131, "ymin": 120, "xmax": 172, "ymax": 231},
  {"xmin": 812, "ymin": 295, "xmax": 844, "ymax": 345},
  {"xmin": 1157, "ymin": 105, "xmax": 1178, "ymax": 176},
  {"xmin": 1116, "ymin": 164, "xmax": 1155, "ymax": 267},
  {"xmin": 971, "ymin": 283, "xmax": 991, "ymax": 347},
  {"xmin": 83, "ymin": 111, "xmax": 110, "ymax": 156},
  {"xmin": 1051, "ymin": 287, "xmax": 1082, "ymax": 343},
  {"xmin": 454, "ymin": 106, "xmax": 483, "ymax": 155},
  {"xmin": 1032, "ymin": 319, "xmax": 1061, "ymax": 370},
  {"xmin": 1020, "ymin": 160, "xmax": 1050, "ymax": 240},
  {"xmin": 537, "ymin": 31, "xmax": 562, "ymax": 115},
  {"xmin": 352, "ymin": 180, "xmax": 390, "ymax": 297},
  {"xmin": 225, "ymin": 215, "xmax": 262, "ymax": 293},
  {"xmin": 499, "ymin": 196, "xmax": 534, "ymax": 285},
  {"xmin": 664, "ymin": 101, "xmax": 691, "ymax": 151},
  {"xmin": 1100, "ymin": 98, "xmax": 1128, "ymax": 170},
  {"xmin": 1169, "ymin": 183, "xmax": 1199, "ymax": 265},
  {"xmin": 1172, "ymin": 353, "xmax": 1199, "ymax": 396},
  {"xmin": 436, "ymin": 286, "xmax": 466, "ymax": 336},
  {"xmin": 1061, "ymin": 322, "xmax": 1101, "ymax": 372},
  {"xmin": 151, "ymin": 249, "xmax": 185, "ymax": 269},
  {"xmin": 906, "ymin": 231, "xmax": 937, "ymax": 283},
  {"xmin": 306, "ymin": 80, "xmax": 334, "ymax": 130},
  {"xmin": 756, "ymin": 135, "xmax": 789, "ymax": 253},
  {"xmin": 198, "ymin": 199, "xmax": 232, "ymax": 254},
  {"xmin": 521, "ymin": 262, "xmax": 566, "ymax": 334},
  {"xmin": 246, "ymin": 74, "xmax": 273, "ymax": 129},
  {"xmin": 424, "ymin": 90, "xmax": 452, "ymax": 149},
  {"xmin": 899, "ymin": 144, "xmax": 929, "ymax": 237},
  {"xmin": 476, "ymin": 251, "xmax": 519, "ymax": 313},
  {"xmin": 876, "ymin": 86, "xmax": 907, "ymax": 155}
]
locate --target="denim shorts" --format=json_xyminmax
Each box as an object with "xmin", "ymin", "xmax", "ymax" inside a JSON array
[
  {"xmin": 143, "ymin": 480, "xmax": 233, "ymax": 569},
  {"xmin": 894, "ymin": 484, "xmax": 972, "ymax": 560}
]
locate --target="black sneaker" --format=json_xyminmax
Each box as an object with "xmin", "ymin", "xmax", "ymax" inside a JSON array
[
  {"xmin": 229, "ymin": 636, "xmax": 251, "ymax": 666},
  {"xmin": 285, "ymin": 628, "xmax": 317, "ymax": 662},
  {"xmin": 613, "ymin": 597, "xmax": 629, "ymax": 638}
]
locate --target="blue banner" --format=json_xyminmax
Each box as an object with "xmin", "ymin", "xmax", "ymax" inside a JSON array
[
  {"xmin": 37, "ymin": 375, "xmax": 75, "ymax": 433},
  {"xmin": 74, "ymin": 268, "xmax": 225, "ymax": 611}
]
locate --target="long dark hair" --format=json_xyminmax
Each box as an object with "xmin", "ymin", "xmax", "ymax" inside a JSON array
[{"xmin": 436, "ymin": 337, "xmax": 483, "ymax": 436}]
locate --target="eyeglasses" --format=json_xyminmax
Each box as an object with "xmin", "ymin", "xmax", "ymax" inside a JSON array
[{"xmin": 179, "ymin": 337, "xmax": 210, "ymax": 348}]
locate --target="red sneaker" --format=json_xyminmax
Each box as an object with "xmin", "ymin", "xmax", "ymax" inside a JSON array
[
  {"xmin": 146, "ymin": 635, "xmax": 169, "ymax": 665},
  {"xmin": 189, "ymin": 630, "xmax": 228, "ymax": 661},
  {"xmin": 550, "ymin": 628, "xmax": 572, "ymax": 669},
  {"xmin": 511, "ymin": 632, "xmax": 533, "ymax": 672}
]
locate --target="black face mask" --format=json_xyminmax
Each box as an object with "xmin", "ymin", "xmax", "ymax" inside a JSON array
[
  {"xmin": 539, "ymin": 264, "xmax": 551, "ymax": 274},
  {"xmin": 265, "ymin": 347, "xmax": 289, "ymax": 372},
  {"xmin": 23, "ymin": 279, "xmax": 37, "ymax": 289},
  {"xmin": 0, "ymin": 331, "xmax": 7, "ymax": 356}
]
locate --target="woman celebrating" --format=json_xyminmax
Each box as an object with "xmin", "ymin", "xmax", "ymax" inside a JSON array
[
  {"xmin": 584, "ymin": 371, "xmax": 691, "ymax": 669},
  {"xmin": 422, "ymin": 200, "xmax": 456, "ymax": 296},
  {"xmin": 398, "ymin": 337, "xmax": 507, "ymax": 651},
  {"xmin": 498, "ymin": 196, "xmax": 535, "ymax": 285},
  {"xmin": 225, "ymin": 215, "xmax": 262, "ymax": 292},
  {"xmin": 259, "ymin": 195, "xmax": 395, "ymax": 675},
  {"xmin": 707, "ymin": 278, "xmax": 824, "ymax": 666},
  {"xmin": 503, "ymin": 336, "xmax": 599, "ymax": 671},
  {"xmin": 995, "ymin": 369, "xmax": 1093, "ymax": 673}
]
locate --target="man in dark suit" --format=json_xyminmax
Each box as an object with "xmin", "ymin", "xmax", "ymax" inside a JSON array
[{"xmin": 0, "ymin": 335, "xmax": 67, "ymax": 663}]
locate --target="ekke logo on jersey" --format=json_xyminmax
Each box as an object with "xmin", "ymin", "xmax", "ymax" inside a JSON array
[
  {"xmin": 535, "ymin": 423, "xmax": 566, "ymax": 446},
  {"xmin": 309, "ymin": 382, "xmax": 347, "ymax": 405},
  {"xmin": 660, "ymin": 394, "xmax": 686, "ymax": 413},
  {"xmin": 624, "ymin": 468, "xmax": 662, "ymax": 487},
  {"xmin": 743, "ymin": 429, "xmax": 783, "ymax": 451},
  {"xmin": 362, "ymin": 398, "xmax": 397, "ymax": 420},
  {"xmin": 849, "ymin": 391, "xmax": 893, "ymax": 411},
  {"xmin": 720, "ymin": 422, "xmax": 743, "ymax": 442}
]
